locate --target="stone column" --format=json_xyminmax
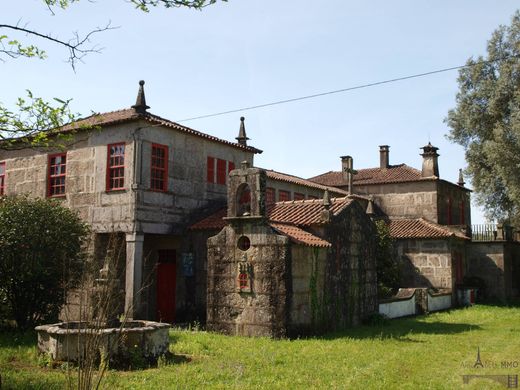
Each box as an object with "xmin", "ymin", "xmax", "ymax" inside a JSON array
[{"xmin": 125, "ymin": 232, "xmax": 145, "ymax": 319}]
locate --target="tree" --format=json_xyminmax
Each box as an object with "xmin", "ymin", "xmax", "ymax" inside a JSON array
[
  {"xmin": 375, "ymin": 220, "xmax": 399, "ymax": 298},
  {"xmin": 446, "ymin": 11, "xmax": 520, "ymax": 224},
  {"xmin": 0, "ymin": 196, "xmax": 89, "ymax": 329},
  {"xmin": 0, "ymin": 0, "xmax": 226, "ymax": 149}
]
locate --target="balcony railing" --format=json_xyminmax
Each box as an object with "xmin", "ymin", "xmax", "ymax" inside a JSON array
[{"xmin": 471, "ymin": 224, "xmax": 517, "ymax": 242}]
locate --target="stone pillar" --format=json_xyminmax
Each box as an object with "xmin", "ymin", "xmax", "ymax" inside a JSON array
[{"xmin": 125, "ymin": 233, "xmax": 145, "ymax": 319}]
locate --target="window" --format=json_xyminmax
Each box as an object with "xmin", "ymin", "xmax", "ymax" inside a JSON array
[
  {"xmin": 294, "ymin": 192, "xmax": 305, "ymax": 201},
  {"xmin": 278, "ymin": 190, "xmax": 290, "ymax": 202},
  {"xmin": 0, "ymin": 162, "xmax": 5, "ymax": 195},
  {"xmin": 107, "ymin": 143, "xmax": 125, "ymax": 191},
  {"xmin": 308, "ymin": 195, "xmax": 319, "ymax": 200},
  {"xmin": 459, "ymin": 200, "xmax": 465, "ymax": 225},
  {"xmin": 228, "ymin": 161, "xmax": 235, "ymax": 174},
  {"xmin": 216, "ymin": 158, "xmax": 227, "ymax": 185},
  {"xmin": 151, "ymin": 144, "xmax": 168, "ymax": 192},
  {"xmin": 447, "ymin": 197, "xmax": 453, "ymax": 225},
  {"xmin": 48, "ymin": 153, "xmax": 66, "ymax": 197},
  {"xmin": 207, "ymin": 156, "xmax": 215, "ymax": 183},
  {"xmin": 239, "ymin": 272, "xmax": 249, "ymax": 290},
  {"xmin": 266, "ymin": 187, "xmax": 275, "ymax": 204}
]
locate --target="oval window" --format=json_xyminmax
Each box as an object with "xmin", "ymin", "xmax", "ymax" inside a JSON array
[{"xmin": 237, "ymin": 236, "xmax": 251, "ymax": 251}]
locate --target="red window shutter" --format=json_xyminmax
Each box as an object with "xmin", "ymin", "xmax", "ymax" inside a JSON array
[
  {"xmin": 0, "ymin": 162, "xmax": 5, "ymax": 195},
  {"xmin": 460, "ymin": 200, "xmax": 465, "ymax": 225},
  {"xmin": 294, "ymin": 192, "xmax": 305, "ymax": 201},
  {"xmin": 228, "ymin": 161, "xmax": 235, "ymax": 174},
  {"xmin": 207, "ymin": 156, "xmax": 215, "ymax": 183},
  {"xmin": 151, "ymin": 144, "xmax": 168, "ymax": 192},
  {"xmin": 278, "ymin": 190, "xmax": 290, "ymax": 202},
  {"xmin": 217, "ymin": 158, "xmax": 226, "ymax": 185},
  {"xmin": 48, "ymin": 153, "xmax": 67, "ymax": 197},
  {"xmin": 266, "ymin": 187, "xmax": 275, "ymax": 204}
]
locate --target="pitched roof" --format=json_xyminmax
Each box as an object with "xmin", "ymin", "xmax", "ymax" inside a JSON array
[
  {"xmin": 270, "ymin": 223, "xmax": 331, "ymax": 247},
  {"xmin": 388, "ymin": 218, "xmax": 469, "ymax": 239},
  {"xmin": 60, "ymin": 109, "xmax": 262, "ymax": 154},
  {"xmin": 268, "ymin": 197, "xmax": 353, "ymax": 226},
  {"xmin": 308, "ymin": 164, "xmax": 427, "ymax": 186},
  {"xmin": 265, "ymin": 170, "xmax": 348, "ymax": 196},
  {"xmin": 189, "ymin": 197, "xmax": 355, "ymax": 247}
]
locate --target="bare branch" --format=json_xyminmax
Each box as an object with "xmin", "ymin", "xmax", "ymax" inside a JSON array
[{"xmin": 0, "ymin": 22, "xmax": 117, "ymax": 68}]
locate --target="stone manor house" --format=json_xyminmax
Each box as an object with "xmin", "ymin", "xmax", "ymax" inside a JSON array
[{"xmin": 0, "ymin": 82, "xmax": 518, "ymax": 337}]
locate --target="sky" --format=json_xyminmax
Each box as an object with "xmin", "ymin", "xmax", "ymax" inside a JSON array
[{"xmin": 2, "ymin": 0, "xmax": 520, "ymax": 224}]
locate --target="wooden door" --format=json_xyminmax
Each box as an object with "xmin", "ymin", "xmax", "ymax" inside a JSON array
[{"xmin": 156, "ymin": 250, "xmax": 176, "ymax": 323}]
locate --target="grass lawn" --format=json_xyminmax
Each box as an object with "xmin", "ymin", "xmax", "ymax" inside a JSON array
[{"xmin": 1, "ymin": 304, "xmax": 520, "ymax": 389}]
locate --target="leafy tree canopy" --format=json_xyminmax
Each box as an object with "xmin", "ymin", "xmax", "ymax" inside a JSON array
[
  {"xmin": 0, "ymin": 0, "xmax": 225, "ymax": 149},
  {"xmin": 446, "ymin": 11, "xmax": 520, "ymax": 224},
  {"xmin": 0, "ymin": 196, "xmax": 89, "ymax": 329}
]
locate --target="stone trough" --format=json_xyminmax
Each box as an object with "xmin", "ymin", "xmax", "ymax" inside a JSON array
[{"xmin": 35, "ymin": 320, "xmax": 170, "ymax": 364}]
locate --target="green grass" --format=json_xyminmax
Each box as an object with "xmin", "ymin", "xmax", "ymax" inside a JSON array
[{"xmin": 2, "ymin": 304, "xmax": 520, "ymax": 389}]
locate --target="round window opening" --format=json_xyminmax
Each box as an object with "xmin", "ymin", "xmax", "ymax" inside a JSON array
[{"xmin": 237, "ymin": 236, "xmax": 251, "ymax": 251}]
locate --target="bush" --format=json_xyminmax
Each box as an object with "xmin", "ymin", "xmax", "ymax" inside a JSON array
[{"xmin": 0, "ymin": 196, "xmax": 89, "ymax": 329}]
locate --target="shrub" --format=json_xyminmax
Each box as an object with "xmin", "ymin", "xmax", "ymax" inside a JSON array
[{"xmin": 0, "ymin": 196, "xmax": 89, "ymax": 329}]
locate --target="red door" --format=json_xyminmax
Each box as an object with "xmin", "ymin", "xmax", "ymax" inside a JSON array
[{"xmin": 156, "ymin": 250, "xmax": 176, "ymax": 323}]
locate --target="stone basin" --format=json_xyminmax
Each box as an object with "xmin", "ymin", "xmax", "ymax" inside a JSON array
[{"xmin": 35, "ymin": 320, "xmax": 170, "ymax": 364}]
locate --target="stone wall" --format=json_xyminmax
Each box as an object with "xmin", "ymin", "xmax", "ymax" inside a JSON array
[
  {"xmin": 321, "ymin": 201, "xmax": 378, "ymax": 328},
  {"xmin": 436, "ymin": 180, "xmax": 471, "ymax": 226},
  {"xmin": 206, "ymin": 221, "xmax": 290, "ymax": 337},
  {"xmin": 354, "ymin": 181, "xmax": 439, "ymax": 222},
  {"xmin": 289, "ymin": 246, "xmax": 327, "ymax": 329},
  {"xmin": 397, "ymin": 239, "xmax": 453, "ymax": 289},
  {"xmin": 466, "ymin": 241, "xmax": 520, "ymax": 300}
]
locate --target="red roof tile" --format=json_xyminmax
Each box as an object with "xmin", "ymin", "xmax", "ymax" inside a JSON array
[
  {"xmin": 189, "ymin": 197, "xmax": 355, "ymax": 247},
  {"xmin": 308, "ymin": 164, "xmax": 427, "ymax": 186},
  {"xmin": 268, "ymin": 197, "xmax": 353, "ymax": 226},
  {"xmin": 270, "ymin": 223, "xmax": 331, "ymax": 247},
  {"xmin": 265, "ymin": 170, "xmax": 348, "ymax": 196},
  {"xmin": 60, "ymin": 109, "xmax": 262, "ymax": 154},
  {"xmin": 388, "ymin": 218, "xmax": 469, "ymax": 239}
]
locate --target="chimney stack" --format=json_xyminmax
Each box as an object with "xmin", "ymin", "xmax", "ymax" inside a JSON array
[
  {"xmin": 421, "ymin": 142, "xmax": 440, "ymax": 178},
  {"xmin": 379, "ymin": 145, "xmax": 390, "ymax": 169},
  {"xmin": 341, "ymin": 155, "xmax": 354, "ymax": 194}
]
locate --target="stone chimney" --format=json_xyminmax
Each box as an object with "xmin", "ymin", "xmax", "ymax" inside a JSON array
[
  {"xmin": 341, "ymin": 155, "xmax": 354, "ymax": 194},
  {"xmin": 457, "ymin": 168, "xmax": 465, "ymax": 187},
  {"xmin": 421, "ymin": 142, "xmax": 440, "ymax": 178},
  {"xmin": 379, "ymin": 145, "xmax": 390, "ymax": 169}
]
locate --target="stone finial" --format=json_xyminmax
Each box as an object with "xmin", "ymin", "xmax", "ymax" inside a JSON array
[
  {"xmin": 420, "ymin": 142, "xmax": 440, "ymax": 178},
  {"xmin": 458, "ymin": 169, "xmax": 465, "ymax": 187},
  {"xmin": 241, "ymin": 160, "xmax": 250, "ymax": 170},
  {"xmin": 322, "ymin": 189, "xmax": 331, "ymax": 210},
  {"xmin": 366, "ymin": 197, "xmax": 375, "ymax": 215},
  {"xmin": 132, "ymin": 80, "xmax": 150, "ymax": 114},
  {"xmin": 236, "ymin": 116, "xmax": 250, "ymax": 146}
]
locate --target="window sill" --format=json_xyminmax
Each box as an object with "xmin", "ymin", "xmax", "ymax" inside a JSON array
[{"xmin": 105, "ymin": 188, "xmax": 127, "ymax": 194}]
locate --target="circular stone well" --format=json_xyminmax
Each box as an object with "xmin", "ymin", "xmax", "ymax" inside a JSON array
[{"xmin": 35, "ymin": 320, "xmax": 170, "ymax": 364}]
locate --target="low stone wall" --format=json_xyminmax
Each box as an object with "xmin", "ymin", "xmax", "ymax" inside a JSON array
[
  {"xmin": 379, "ymin": 288, "xmax": 453, "ymax": 319},
  {"xmin": 427, "ymin": 290, "xmax": 452, "ymax": 312}
]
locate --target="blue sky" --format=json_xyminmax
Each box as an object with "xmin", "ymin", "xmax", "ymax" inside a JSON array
[{"xmin": 3, "ymin": 0, "xmax": 520, "ymax": 223}]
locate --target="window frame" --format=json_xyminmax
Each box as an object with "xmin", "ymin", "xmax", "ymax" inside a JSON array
[
  {"xmin": 278, "ymin": 190, "xmax": 291, "ymax": 202},
  {"xmin": 150, "ymin": 143, "xmax": 169, "ymax": 192},
  {"xmin": 207, "ymin": 156, "xmax": 215, "ymax": 183},
  {"xmin": 294, "ymin": 192, "xmax": 305, "ymax": 201},
  {"xmin": 106, "ymin": 143, "xmax": 126, "ymax": 191},
  {"xmin": 216, "ymin": 158, "xmax": 227, "ymax": 185},
  {"xmin": 266, "ymin": 187, "xmax": 275, "ymax": 204},
  {"xmin": 47, "ymin": 153, "xmax": 67, "ymax": 198},
  {"xmin": 0, "ymin": 161, "xmax": 5, "ymax": 195}
]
